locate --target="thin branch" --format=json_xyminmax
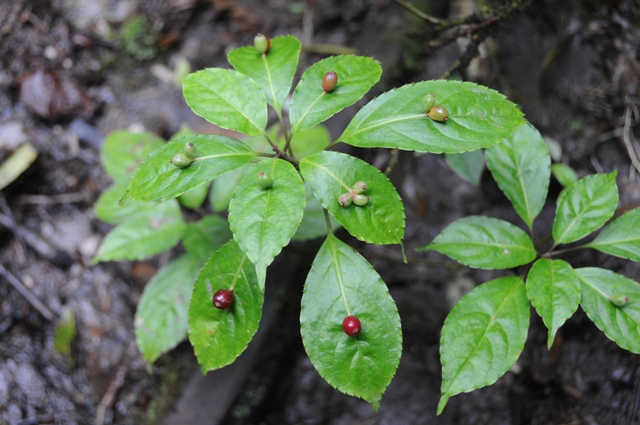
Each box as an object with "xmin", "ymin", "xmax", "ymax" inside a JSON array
[
  {"xmin": 0, "ymin": 264, "xmax": 57, "ymax": 321},
  {"xmin": 622, "ymin": 107, "xmax": 640, "ymax": 174}
]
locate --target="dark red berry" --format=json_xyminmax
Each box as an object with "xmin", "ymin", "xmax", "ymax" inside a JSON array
[
  {"xmin": 342, "ymin": 315, "xmax": 361, "ymax": 336},
  {"xmin": 322, "ymin": 71, "xmax": 338, "ymax": 92},
  {"xmin": 213, "ymin": 289, "xmax": 234, "ymax": 309}
]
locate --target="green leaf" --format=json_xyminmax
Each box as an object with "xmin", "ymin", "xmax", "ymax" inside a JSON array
[
  {"xmin": 576, "ymin": 267, "xmax": 640, "ymax": 354},
  {"xmin": 228, "ymin": 35, "xmax": 301, "ymax": 112},
  {"xmin": 438, "ymin": 276, "xmax": 529, "ymax": 415},
  {"xmin": 289, "ymin": 125, "xmax": 332, "ymax": 158},
  {"xmin": 209, "ymin": 165, "xmax": 249, "ymax": 212},
  {"xmin": 551, "ymin": 163, "xmax": 578, "ymax": 187},
  {"xmin": 584, "ymin": 208, "xmax": 640, "ymax": 262},
  {"xmin": 419, "ymin": 216, "xmax": 536, "ymax": 269},
  {"xmin": 178, "ymin": 182, "xmax": 210, "ymax": 209},
  {"xmin": 485, "ymin": 124, "xmax": 550, "ymax": 228},
  {"xmin": 444, "ymin": 150, "xmax": 485, "ymax": 187},
  {"xmin": 188, "ymin": 240, "xmax": 262, "ymax": 372},
  {"xmin": 301, "ymin": 233, "xmax": 402, "ymax": 409},
  {"xmin": 552, "ymin": 171, "xmax": 618, "ymax": 245},
  {"xmin": 228, "ymin": 158, "xmax": 306, "ymax": 289},
  {"xmin": 292, "ymin": 184, "xmax": 341, "ymax": 241},
  {"xmin": 182, "ymin": 68, "xmax": 268, "ymax": 136},
  {"xmin": 93, "ymin": 200, "xmax": 185, "ymax": 263},
  {"xmin": 125, "ymin": 135, "xmax": 256, "ymax": 202},
  {"xmin": 101, "ymin": 130, "xmax": 165, "ymax": 184},
  {"xmin": 526, "ymin": 258, "xmax": 580, "ymax": 349},
  {"xmin": 94, "ymin": 183, "xmax": 156, "ymax": 224},
  {"xmin": 340, "ymin": 80, "xmax": 525, "ymax": 154},
  {"xmin": 135, "ymin": 254, "xmax": 202, "ymax": 363},
  {"xmin": 289, "ymin": 55, "xmax": 382, "ymax": 133},
  {"xmin": 299, "ymin": 151, "xmax": 405, "ymax": 245},
  {"xmin": 182, "ymin": 215, "xmax": 233, "ymax": 262}
]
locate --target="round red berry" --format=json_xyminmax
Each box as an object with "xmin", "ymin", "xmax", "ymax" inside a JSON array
[
  {"xmin": 342, "ymin": 315, "xmax": 361, "ymax": 336},
  {"xmin": 213, "ymin": 289, "xmax": 234, "ymax": 309}
]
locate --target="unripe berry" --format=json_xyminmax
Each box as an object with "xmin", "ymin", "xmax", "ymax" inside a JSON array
[
  {"xmin": 427, "ymin": 105, "xmax": 449, "ymax": 122},
  {"xmin": 170, "ymin": 152, "xmax": 192, "ymax": 168},
  {"xmin": 322, "ymin": 71, "xmax": 338, "ymax": 92},
  {"xmin": 213, "ymin": 289, "xmax": 234, "ymax": 309},
  {"xmin": 254, "ymin": 34, "xmax": 270, "ymax": 54},
  {"xmin": 610, "ymin": 293, "xmax": 630, "ymax": 308},
  {"xmin": 352, "ymin": 181, "xmax": 367, "ymax": 194},
  {"xmin": 421, "ymin": 94, "xmax": 436, "ymax": 113},
  {"xmin": 352, "ymin": 193, "xmax": 369, "ymax": 207},
  {"xmin": 342, "ymin": 315, "xmax": 361, "ymax": 336},
  {"xmin": 183, "ymin": 141, "xmax": 196, "ymax": 159},
  {"xmin": 338, "ymin": 192, "xmax": 353, "ymax": 207},
  {"xmin": 257, "ymin": 171, "xmax": 273, "ymax": 189}
]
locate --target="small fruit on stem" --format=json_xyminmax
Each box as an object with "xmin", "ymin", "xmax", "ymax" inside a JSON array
[
  {"xmin": 183, "ymin": 141, "xmax": 196, "ymax": 159},
  {"xmin": 342, "ymin": 315, "xmax": 361, "ymax": 336},
  {"xmin": 338, "ymin": 192, "xmax": 353, "ymax": 207},
  {"xmin": 170, "ymin": 152, "xmax": 192, "ymax": 168},
  {"xmin": 257, "ymin": 171, "xmax": 273, "ymax": 189},
  {"xmin": 322, "ymin": 71, "xmax": 338, "ymax": 92},
  {"xmin": 610, "ymin": 293, "xmax": 631, "ymax": 307},
  {"xmin": 427, "ymin": 105, "xmax": 449, "ymax": 122},
  {"xmin": 352, "ymin": 181, "xmax": 367, "ymax": 194},
  {"xmin": 352, "ymin": 193, "xmax": 369, "ymax": 207},
  {"xmin": 421, "ymin": 94, "xmax": 436, "ymax": 113},
  {"xmin": 213, "ymin": 289, "xmax": 234, "ymax": 309},
  {"xmin": 254, "ymin": 34, "xmax": 270, "ymax": 54}
]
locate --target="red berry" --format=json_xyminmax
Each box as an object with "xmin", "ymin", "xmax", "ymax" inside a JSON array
[
  {"xmin": 322, "ymin": 71, "xmax": 338, "ymax": 92},
  {"xmin": 213, "ymin": 289, "xmax": 234, "ymax": 309},
  {"xmin": 342, "ymin": 315, "xmax": 361, "ymax": 336}
]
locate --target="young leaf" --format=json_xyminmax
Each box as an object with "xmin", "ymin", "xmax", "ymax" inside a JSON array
[
  {"xmin": 125, "ymin": 135, "xmax": 256, "ymax": 202},
  {"xmin": 551, "ymin": 163, "xmax": 578, "ymax": 187},
  {"xmin": 419, "ymin": 216, "xmax": 536, "ymax": 269},
  {"xmin": 438, "ymin": 276, "xmax": 529, "ymax": 414},
  {"xmin": 101, "ymin": 130, "xmax": 165, "ymax": 184},
  {"xmin": 228, "ymin": 158, "xmax": 306, "ymax": 289},
  {"xmin": 485, "ymin": 124, "xmax": 551, "ymax": 228},
  {"xmin": 135, "ymin": 254, "xmax": 202, "ymax": 363},
  {"xmin": 340, "ymin": 80, "xmax": 525, "ymax": 154},
  {"xmin": 209, "ymin": 165, "xmax": 249, "ymax": 212},
  {"xmin": 188, "ymin": 240, "xmax": 263, "ymax": 372},
  {"xmin": 289, "ymin": 55, "xmax": 382, "ymax": 133},
  {"xmin": 301, "ymin": 233, "xmax": 402, "ymax": 410},
  {"xmin": 182, "ymin": 68, "xmax": 268, "ymax": 136},
  {"xmin": 444, "ymin": 150, "xmax": 485, "ymax": 187},
  {"xmin": 292, "ymin": 184, "xmax": 341, "ymax": 241},
  {"xmin": 178, "ymin": 182, "xmax": 210, "ymax": 209},
  {"xmin": 93, "ymin": 200, "xmax": 185, "ymax": 263},
  {"xmin": 182, "ymin": 215, "xmax": 233, "ymax": 262},
  {"xmin": 584, "ymin": 208, "xmax": 640, "ymax": 262},
  {"xmin": 576, "ymin": 267, "xmax": 640, "ymax": 354},
  {"xmin": 228, "ymin": 35, "xmax": 301, "ymax": 113},
  {"xmin": 526, "ymin": 258, "xmax": 580, "ymax": 349},
  {"xmin": 552, "ymin": 171, "xmax": 618, "ymax": 245},
  {"xmin": 299, "ymin": 151, "xmax": 405, "ymax": 245},
  {"xmin": 95, "ymin": 183, "xmax": 156, "ymax": 224}
]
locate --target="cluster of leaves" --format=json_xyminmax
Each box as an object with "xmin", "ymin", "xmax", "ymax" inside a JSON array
[
  {"xmin": 94, "ymin": 33, "xmax": 582, "ymax": 411},
  {"xmin": 420, "ymin": 124, "xmax": 640, "ymax": 413}
]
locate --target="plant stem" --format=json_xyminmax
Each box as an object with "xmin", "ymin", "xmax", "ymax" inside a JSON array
[{"xmin": 323, "ymin": 208, "xmax": 334, "ymax": 235}]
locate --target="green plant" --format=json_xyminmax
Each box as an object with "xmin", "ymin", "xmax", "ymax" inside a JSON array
[
  {"xmin": 94, "ymin": 34, "xmax": 527, "ymax": 409},
  {"xmin": 419, "ymin": 123, "xmax": 640, "ymax": 414}
]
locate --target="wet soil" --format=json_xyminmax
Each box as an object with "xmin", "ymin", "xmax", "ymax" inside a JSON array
[{"xmin": 1, "ymin": 0, "xmax": 640, "ymax": 424}]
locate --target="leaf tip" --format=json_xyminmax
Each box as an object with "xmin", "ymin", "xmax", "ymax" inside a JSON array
[{"xmin": 437, "ymin": 393, "xmax": 450, "ymax": 415}]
